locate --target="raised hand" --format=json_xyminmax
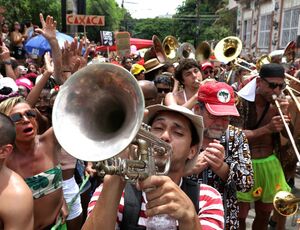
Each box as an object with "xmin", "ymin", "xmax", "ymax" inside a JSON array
[
  {"xmin": 62, "ymin": 37, "xmax": 91, "ymax": 73},
  {"xmin": 35, "ymin": 13, "xmax": 57, "ymax": 42}
]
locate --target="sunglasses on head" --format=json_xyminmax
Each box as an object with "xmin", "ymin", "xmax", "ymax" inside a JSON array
[
  {"xmin": 262, "ymin": 78, "xmax": 286, "ymax": 90},
  {"xmin": 10, "ymin": 109, "xmax": 37, "ymax": 123}
]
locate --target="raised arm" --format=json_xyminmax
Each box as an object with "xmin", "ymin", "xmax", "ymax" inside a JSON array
[
  {"xmin": 0, "ymin": 43, "xmax": 17, "ymax": 79},
  {"xmin": 82, "ymin": 175, "xmax": 126, "ymax": 230},
  {"xmin": 35, "ymin": 13, "xmax": 63, "ymax": 85},
  {"xmin": 26, "ymin": 52, "xmax": 53, "ymax": 107}
]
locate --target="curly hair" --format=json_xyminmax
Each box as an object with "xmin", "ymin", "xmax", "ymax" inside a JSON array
[{"xmin": 174, "ymin": 59, "xmax": 200, "ymax": 85}]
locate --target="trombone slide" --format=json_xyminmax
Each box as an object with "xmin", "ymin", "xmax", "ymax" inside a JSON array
[{"xmin": 273, "ymin": 95, "xmax": 300, "ymax": 162}]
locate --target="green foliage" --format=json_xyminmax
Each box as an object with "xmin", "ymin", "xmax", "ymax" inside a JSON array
[
  {"xmin": 173, "ymin": 0, "xmax": 235, "ymax": 45},
  {"xmin": 0, "ymin": 0, "xmax": 61, "ymax": 29},
  {"xmin": 130, "ymin": 18, "xmax": 174, "ymax": 40},
  {"xmin": 86, "ymin": 0, "xmax": 125, "ymax": 42}
]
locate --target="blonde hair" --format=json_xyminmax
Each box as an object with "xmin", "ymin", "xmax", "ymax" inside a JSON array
[{"xmin": 0, "ymin": 96, "xmax": 27, "ymax": 115}]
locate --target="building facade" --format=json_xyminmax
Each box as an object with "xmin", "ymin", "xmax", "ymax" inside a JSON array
[{"xmin": 230, "ymin": 0, "xmax": 300, "ymax": 56}]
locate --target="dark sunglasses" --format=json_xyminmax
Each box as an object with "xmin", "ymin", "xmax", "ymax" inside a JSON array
[
  {"xmin": 157, "ymin": 88, "xmax": 171, "ymax": 94},
  {"xmin": 204, "ymin": 70, "xmax": 214, "ymax": 75},
  {"xmin": 10, "ymin": 109, "xmax": 37, "ymax": 123},
  {"xmin": 262, "ymin": 78, "xmax": 286, "ymax": 90}
]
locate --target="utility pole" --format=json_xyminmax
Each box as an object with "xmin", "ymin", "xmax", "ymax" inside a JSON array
[{"xmin": 195, "ymin": 0, "xmax": 201, "ymax": 47}]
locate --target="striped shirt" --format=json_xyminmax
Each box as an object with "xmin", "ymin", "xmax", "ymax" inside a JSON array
[{"xmin": 88, "ymin": 183, "xmax": 224, "ymax": 230}]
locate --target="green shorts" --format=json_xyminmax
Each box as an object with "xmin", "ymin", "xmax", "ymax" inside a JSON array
[{"xmin": 237, "ymin": 154, "xmax": 291, "ymax": 203}]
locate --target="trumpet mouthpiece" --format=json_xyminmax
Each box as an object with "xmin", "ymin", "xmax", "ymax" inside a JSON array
[{"xmin": 272, "ymin": 94, "xmax": 277, "ymax": 100}]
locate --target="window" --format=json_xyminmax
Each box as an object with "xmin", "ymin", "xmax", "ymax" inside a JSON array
[
  {"xmin": 243, "ymin": 19, "xmax": 252, "ymax": 48},
  {"xmin": 280, "ymin": 7, "xmax": 300, "ymax": 48},
  {"xmin": 258, "ymin": 14, "xmax": 272, "ymax": 49}
]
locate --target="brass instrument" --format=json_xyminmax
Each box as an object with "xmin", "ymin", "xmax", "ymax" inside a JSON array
[
  {"xmin": 177, "ymin": 42, "xmax": 196, "ymax": 60},
  {"xmin": 272, "ymin": 94, "xmax": 300, "ymax": 162},
  {"xmin": 214, "ymin": 36, "xmax": 242, "ymax": 64},
  {"xmin": 162, "ymin": 35, "xmax": 179, "ymax": 63},
  {"xmin": 52, "ymin": 63, "xmax": 171, "ymax": 182},
  {"xmin": 256, "ymin": 54, "xmax": 271, "ymax": 70},
  {"xmin": 282, "ymin": 41, "xmax": 296, "ymax": 64},
  {"xmin": 144, "ymin": 35, "xmax": 167, "ymax": 63},
  {"xmin": 195, "ymin": 41, "xmax": 211, "ymax": 63},
  {"xmin": 273, "ymin": 191, "xmax": 300, "ymax": 216}
]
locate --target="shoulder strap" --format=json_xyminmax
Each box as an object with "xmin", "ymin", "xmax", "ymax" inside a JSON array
[
  {"xmin": 120, "ymin": 183, "xmax": 145, "ymax": 230},
  {"xmin": 181, "ymin": 178, "xmax": 200, "ymax": 214}
]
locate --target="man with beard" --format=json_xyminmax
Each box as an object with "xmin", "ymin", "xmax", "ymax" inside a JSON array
[
  {"xmin": 164, "ymin": 59, "xmax": 202, "ymax": 112},
  {"xmin": 236, "ymin": 63, "xmax": 291, "ymax": 230},
  {"xmin": 186, "ymin": 81, "xmax": 254, "ymax": 229}
]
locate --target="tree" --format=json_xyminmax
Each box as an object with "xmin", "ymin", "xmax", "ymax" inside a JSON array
[
  {"xmin": 130, "ymin": 18, "xmax": 174, "ymax": 40},
  {"xmin": 173, "ymin": 0, "xmax": 234, "ymax": 45},
  {"xmin": 0, "ymin": 0, "xmax": 61, "ymax": 30},
  {"xmin": 86, "ymin": 0, "xmax": 125, "ymax": 42}
]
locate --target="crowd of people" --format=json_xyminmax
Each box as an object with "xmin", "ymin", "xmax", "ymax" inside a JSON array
[{"xmin": 1, "ymin": 8, "xmax": 300, "ymax": 230}]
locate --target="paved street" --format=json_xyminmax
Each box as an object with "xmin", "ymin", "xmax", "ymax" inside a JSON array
[{"xmin": 246, "ymin": 169, "xmax": 300, "ymax": 230}]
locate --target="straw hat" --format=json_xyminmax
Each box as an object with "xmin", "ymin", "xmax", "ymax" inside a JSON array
[{"xmin": 144, "ymin": 58, "xmax": 164, "ymax": 74}]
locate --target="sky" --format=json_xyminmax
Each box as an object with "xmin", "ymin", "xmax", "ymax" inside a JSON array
[{"xmin": 115, "ymin": 0, "xmax": 185, "ymax": 19}]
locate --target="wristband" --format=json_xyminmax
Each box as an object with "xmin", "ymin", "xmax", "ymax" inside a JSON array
[{"xmin": 3, "ymin": 60, "xmax": 11, "ymax": 65}]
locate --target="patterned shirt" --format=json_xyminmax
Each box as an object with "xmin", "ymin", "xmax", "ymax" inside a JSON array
[
  {"xmin": 189, "ymin": 125, "xmax": 254, "ymax": 229},
  {"xmin": 88, "ymin": 182, "xmax": 224, "ymax": 230}
]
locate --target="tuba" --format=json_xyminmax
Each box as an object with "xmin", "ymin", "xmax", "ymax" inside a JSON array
[
  {"xmin": 52, "ymin": 63, "xmax": 171, "ymax": 182},
  {"xmin": 214, "ymin": 36, "xmax": 242, "ymax": 64},
  {"xmin": 273, "ymin": 191, "xmax": 300, "ymax": 216},
  {"xmin": 162, "ymin": 35, "xmax": 179, "ymax": 63},
  {"xmin": 177, "ymin": 42, "xmax": 195, "ymax": 60},
  {"xmin": 195, "ymin": 41, "xmax": 211, "ymax": 63},
  {"xmin": 144, "ymin": 35, "xmax": 166, "ymax": 63}
]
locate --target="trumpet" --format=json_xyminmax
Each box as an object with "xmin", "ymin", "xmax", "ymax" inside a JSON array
[
  {"xmin": 272, "ymin": 94, "xmax": 300, "ymax": 162},
  {"xmin": 52, "ymin": 63, "xmax": 172, "ymax": 182},
  {"xmin": 273, "ymin": 191, "xmax": 300, "ymax": 216}
]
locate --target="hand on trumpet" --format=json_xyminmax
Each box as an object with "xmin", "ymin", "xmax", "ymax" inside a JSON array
[
  {"xmin": 267, "ymin": 115, "xmax": 290, "ymax": 133},
  {"xmin": 274, "ymin": 95, "xmax": 290, "ymax": 115}
]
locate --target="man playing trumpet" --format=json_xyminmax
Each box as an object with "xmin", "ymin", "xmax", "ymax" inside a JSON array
[{"xmin": 237, "ymin": 63, "xmax": 291, "ymax": 230}]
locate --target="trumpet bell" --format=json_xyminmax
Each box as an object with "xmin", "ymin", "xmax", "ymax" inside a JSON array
[
  {"xmin": 273, "ymin": 191, "xmax": 298, "ymax": 217},
  {"xmin": 214, "ymin": 36, "xmax": 242, "ymax": 63},
  {"xmin": 178, "ymin": 42, "xmax": 195, "ymax": 60},
  {"xmin": 52, "ymin": 63, "xmax": 145, "ymax": 162},
  {"xmin": 152, "ymin": 35, "xmax": 167, "ymax": 63},
  {"xmin": 162, "ymin": 35, "xmax": 179, "ymax": 63},
  {"xmin": 195, "ymin": 41, "xmax": 211, "ymax": 63},
  {"xmin": 256, "ymin": 54, "xmax": 271, "ymax": 70}
]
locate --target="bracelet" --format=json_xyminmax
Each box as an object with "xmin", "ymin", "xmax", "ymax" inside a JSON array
[{"xmin": 3, "ymin": 60, "xmax": 11, "ymax": 65}]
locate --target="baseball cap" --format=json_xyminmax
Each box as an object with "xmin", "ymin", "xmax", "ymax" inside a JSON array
[
  {"xmin": 201, "ymin": 62, "xmax": 214, "ymax": 71},
  {"xmin": 197, "ymin": 82, "xmax": 239, "ymax": 116},
  {"xmin": 131, "ymin": 64, "xmax": 146, "ymax": 76},
  {"xmin": 15, "ymin": 77, "xmax": 33, "ymax": 91},
  {"xmin": 144, "ymin": 104, "xmax": 204, "ymax": 147}
]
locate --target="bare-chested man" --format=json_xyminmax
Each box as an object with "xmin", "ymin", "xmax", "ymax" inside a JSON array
[
  {"xmin": 0, "ymin": 97, "xmax": 67, "ymax": 229},
  {"xmin": 0, "ymin": 112, "xmax": 34, "ymax": 230},
  {"xmin": 164, "ymin": 59, "xmax": 202, "ymax": 111},
  {"xmin": 236, "ymin": 63, "xmax": 291, "ymax": 230}
]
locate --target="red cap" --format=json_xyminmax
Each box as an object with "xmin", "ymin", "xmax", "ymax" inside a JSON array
[
  {"xmin": 201, "ymin": 62, "xmax": 214, "ymax": 71},
  {"xmin": 197, "ymin": 82, "xmax": 239, "ymax": 116}
]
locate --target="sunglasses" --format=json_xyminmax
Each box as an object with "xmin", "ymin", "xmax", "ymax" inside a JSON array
[
  {"xmin": 157, "ymin": 88, "xmax": 171, "ymax": 94},
  {"xmin": 10, "ymin": 109, "xmax": 37, "ymax": 123},
  {"xmin": 203, "ymin": 70, "xmax": 214, "ymax": 75},
  {"xmin": 262, "ymin": 78, "xmax": 286, "ymax": 90}
]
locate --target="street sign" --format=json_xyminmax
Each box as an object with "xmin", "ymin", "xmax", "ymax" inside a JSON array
[
  {"xmin": 66, "ymin": 14, "xmax": 105, "ymax": 26},
  {"xmin": 115, "ymin": 32, "xmax": 130, "ymax": 57}
]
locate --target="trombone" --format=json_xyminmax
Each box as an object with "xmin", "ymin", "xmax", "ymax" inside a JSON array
[
  {"xmin": 273, "ymin": 94, "xmax": 300, "ymax": 162},
  {"xmin": 274, "ymin": 191, "xmax": 300, "ymax": 217}
]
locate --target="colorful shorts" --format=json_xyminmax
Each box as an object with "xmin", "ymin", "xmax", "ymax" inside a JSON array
[{"xmin": 237, "ymin": 154, "xmax": 290, "ymax": 203}]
